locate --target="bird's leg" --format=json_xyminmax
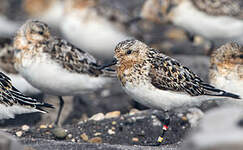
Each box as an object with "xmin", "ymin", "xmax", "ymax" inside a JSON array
[
  {"xmin": 156, "ymin": 112, "xmax": 170, "ymax": 145},
  {"xmin": 145, "ymin": 111, "xmax": 170, "ymax": 146},
  {"xmin": 54, "ymin": 96, "xmax": 64, "ymax": 126}
]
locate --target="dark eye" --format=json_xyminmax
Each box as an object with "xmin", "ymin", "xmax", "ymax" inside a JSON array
[
  {"xmin": 126, "ymin": 50, "xmax": 132, "ymax": 55},
  {"xmin": 38, "ymin": 31, "xmax": 44, "ymax": 35}
]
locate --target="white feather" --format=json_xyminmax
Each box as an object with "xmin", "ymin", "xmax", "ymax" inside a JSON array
[
  {"xmin": 123, "ymin": 81, "xmax": 224, "ymax": 111},
  {"xmin": 15, "ymin": 53, "xmax": 111, "ymax": 96},
  {"xmin": 172, "ymin": 0, "xmax": 243, "ymax": 44},
  {"xmin": 61, "ymin": 9, "xmax": 130, "ymax": 59}
]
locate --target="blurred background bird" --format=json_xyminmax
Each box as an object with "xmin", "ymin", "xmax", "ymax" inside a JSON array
[
  {"xmin": 139, "ymin": 0, "xmax": 243, "ymax": 47},
  {"xmin": 209, "ymin": 42, "xmax": 243, "ymax": 98}
]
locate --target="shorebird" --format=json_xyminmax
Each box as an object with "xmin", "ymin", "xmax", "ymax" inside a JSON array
[
  {"xmin": 60, "ymin": 0, "xmax": 131, "ymax": 60},
  {"xmin": 210, "ymin": 42, "xmax": 243, "ymax": 98},
  {"xmin": 139, "ymin": 0, "xmax": 243, "ymax": 45},
  {"xmin": 14, "ymin": 20, "xmax": 115, "ymax": 126},
  {"xmin": 100, "ymin": 39, "xmax": 241, "ymax": 145},
  {"xmin": 0, "ymin": 71, "xmax": 53, "ymax": 120},
  {"xmin": 0, "ymin": 39, "xmax": 41, "ymax": 95}
]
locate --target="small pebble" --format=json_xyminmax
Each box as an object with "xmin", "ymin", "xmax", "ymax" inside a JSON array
[
  {"xmin": 108, "ymin": 129, "xmax": 115, "ymax": 135},
  {"xmin": 111, "ymin": 121, "xmax": 117, "ymax": 125},
  {"xmin": 16, "ymin": 131, "xmax": 23, "ymax": 137},
  {"xmin": 39, "ymin": 125, "xmax": 47, "ymax": 129},
  {"xmin": 129, "ymin": 108, "xmax": 140, "ymax": 115},
  {"xmin": 89, "ymin": 137, "xmax": 102, "ymax": 143},
  {"xmin": 193, "ymin": 35, "xmax": 205, "ymax": 45},
  {"xmin": 52, "ymin": 127, "xmax": 68, "ymax": 139},
  {"xmin": 48, "ymin": 124, "xmax": 53, "ymax": 128},
  {"xmin": 165, "ymin": 28, "xmax": 188, "ymax": 41},
  {"xmin": 105, "ymin": 111, "xmax": 121, "ymax": 119},
  {"xmin": 132, "ymin": 137, "xmax": 139, "ymax": 142},
  {"xmin": 21, "ymin": 125, "xmax": 30, "ymax": 131},
  {"xmin": 71, "ymin": 138, "xmax": 76, "ymax": 142},
  {"xmin": 89, "ymin": 113, "xmax": 105, "ymax": 121},
  {"xmin": 100, "ymin": 89, "xmax": 110, "ymax": 97},
  {"xmin": 94, "ymin": 132, "xmax": 102, "ymax": 136},
  {"xmin": 80, "ymin": 133, "xmax": 89, "ymax": 141},
  {"xmin": 181, "ymin": 116, "xmax": 188, "ymax": 121},
  {"xmin": 67, "ymin": 134, "xmax": 72, "ymax": 139}
]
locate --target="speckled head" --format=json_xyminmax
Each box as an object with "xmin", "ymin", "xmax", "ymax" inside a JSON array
[
  {"xmin": 22, "ymin": 20, "xmax": 50, "ymax": 43},
  {"xmin": 210, "ymin": 42, "xmax": 243, "ymax": 80},
  {"xmin": 14, "ymin": 20, "xmax": 51, "ymax": 51},
  {"xmin": 114, "ymin": 39, "xmax": 149, "ymax": 67},
  {"xmin": 211, "ymin": 42, "xmax": 243, "ymax": 66}
]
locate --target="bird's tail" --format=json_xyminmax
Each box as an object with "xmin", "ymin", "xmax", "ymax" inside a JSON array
[
  {"xmin": 218, "ymin": 91, "xmax": 241, "ymax": 99},
  {"xmin": 202, "ymin": 83, "xmax": 241, "ymax": 99},
  {"xmin": 35, "ymin": 102, "xmax": 55, "ymax": 113},
  {"xmin": 9, "ymin": 86, "xmax": 54, "ymax": 113}
]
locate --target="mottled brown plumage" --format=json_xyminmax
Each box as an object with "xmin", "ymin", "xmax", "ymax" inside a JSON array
[
  {"xmin": 113, "ymin": 39, "xmax": 240, "ymax": 99},
  {"xmin": 209, "ymin": 42, "xmax": 243, "ymax": 97},
  {"xmin": 46, "ymin": 38, "xmax": 103, "ymax": 76},
  {"xmin": 14, "ymin": 20, "xmax": 114, "ymax": 125},
  {"xmin": 147, "ymin": 48, "xmax": 224, "ymax": 96},
  {"xmin": 192, "ymin": 0, "xmax": 243, "ymax": 19},
  {"xmin": 14, "ymin": 20, "xmax": 111, "ymax": 77}
]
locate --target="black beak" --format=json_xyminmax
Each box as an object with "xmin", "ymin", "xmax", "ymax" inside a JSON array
[{"xmin": 98, "ymin": 58, "xmax": 118, "ymax": 70}]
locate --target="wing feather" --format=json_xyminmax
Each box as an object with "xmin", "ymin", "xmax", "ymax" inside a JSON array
[
  {"xmin": 45, "ymin": 38, "xmax": 109, "ymax": 77},
  {"xmin": 148, "ymin": 49, "xmax": 240, "ymax": 99}
]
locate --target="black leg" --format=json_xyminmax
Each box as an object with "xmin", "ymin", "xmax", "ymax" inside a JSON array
[
  {"xmin": 185, "ymin": 30, "xmax": 195, "ymax": 42},
  {"xmin": 54, "ymin": 96, "xmax": 64, "ymax": 126}
]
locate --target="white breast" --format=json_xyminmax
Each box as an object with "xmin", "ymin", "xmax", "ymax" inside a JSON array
[
  {"xmin": 60, "ymin": 9, "xmax": 130, "ymax": 59},
  {"xmin": 123, "ymin": 81, "xmax": 208, "ymax": 111},
  {"xmin": 15, "ymin": 53, "xmax": 110, "ymax": 96},
  {"xmin": 172, "ymin": 1, "xmax": 243, "ymax": 44}
]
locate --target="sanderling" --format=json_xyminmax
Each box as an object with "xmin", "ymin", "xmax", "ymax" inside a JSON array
[
  {"xmin": 22, "ymin": 0, "xmax": 64, "ymax": 30},
  {"xmin": 210, "ymin": 42, "xmax": 243, "ymax": 98},
  {"xmin": 14, "ymin": 20, "xmax": 115, "ymax": 126},
  {"xmin": 0, "ymin": 71, "xmax": 53, "ymax": 120},
  {"xmin": 139, "ymin": 0, "xmax": 243, "ymax": 45},
  {"xmin": 60, "ymin": 0, "xmax": 131, "ymax": 60},
  {"xmin": 0, "ymin": 40, "xmax": 41, "ymax": 95},
  {"xmin": 101, "ymin": 39, "xmax": 240, "ymax": 145}
]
